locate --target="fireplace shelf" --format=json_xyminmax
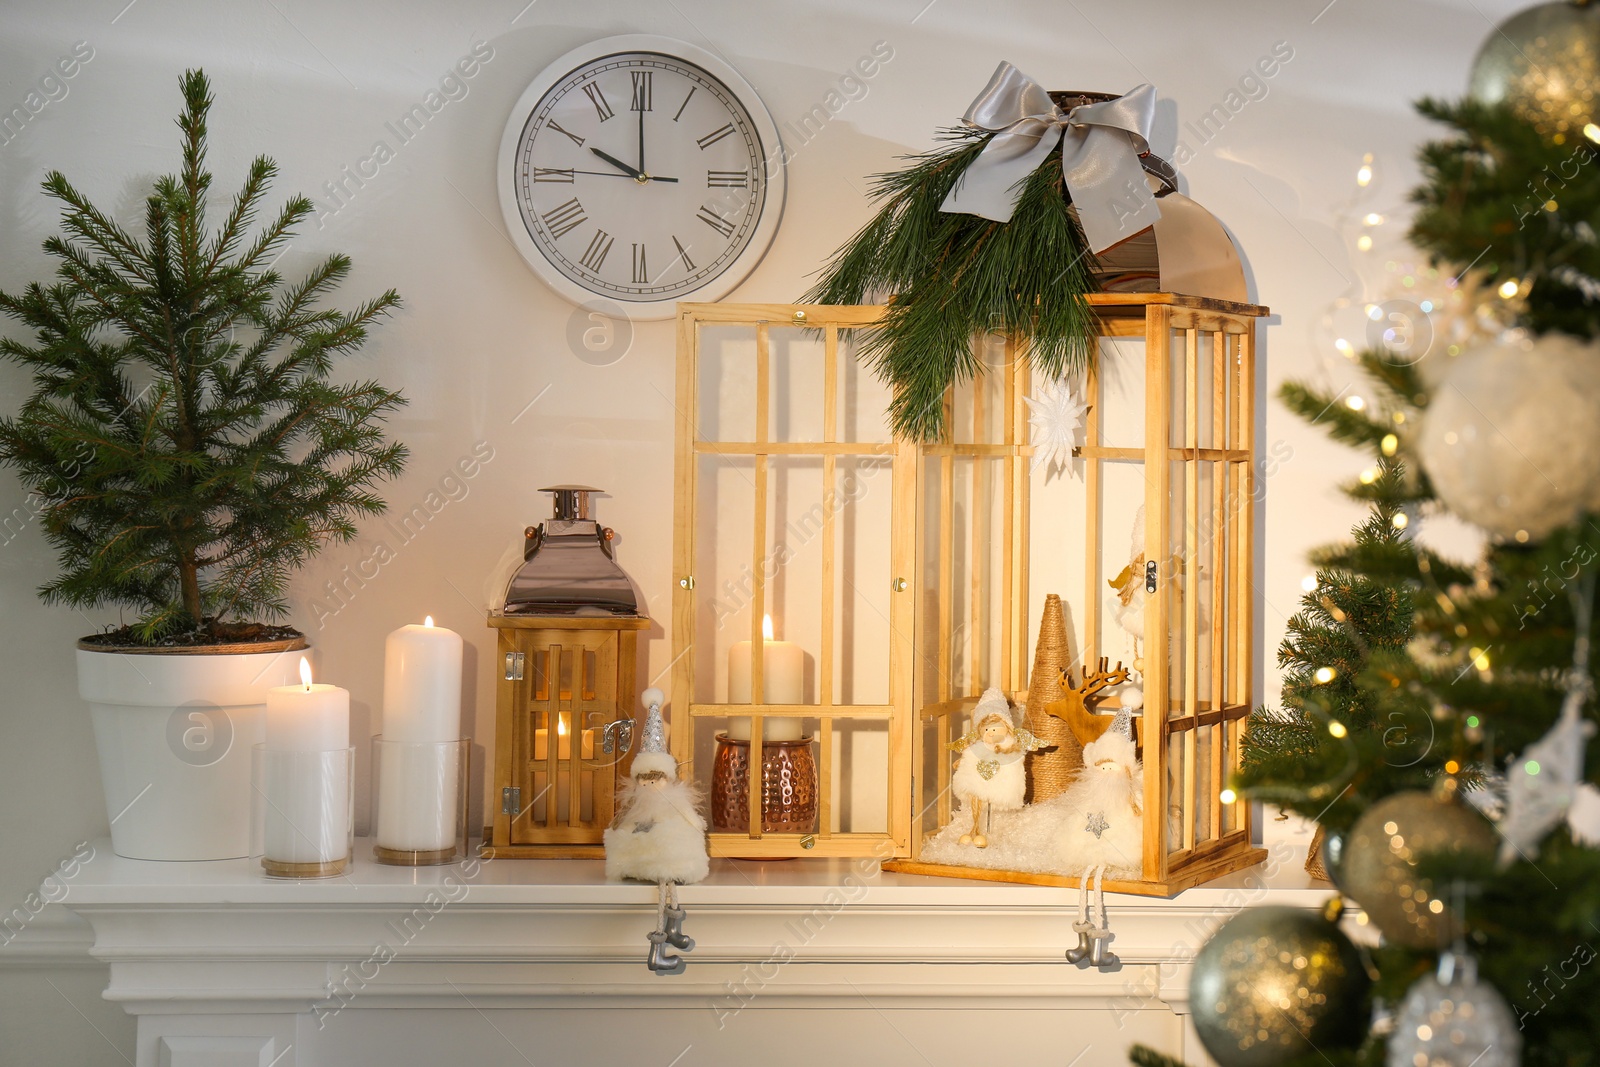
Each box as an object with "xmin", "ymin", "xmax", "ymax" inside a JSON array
[{"xmin": 59, "ymin": 838, "xmax": 1336, "ymax": 1067}]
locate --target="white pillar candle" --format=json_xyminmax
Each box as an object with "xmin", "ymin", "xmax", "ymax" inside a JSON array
[
  {"xmin": 265, "ymin": 658, "xmax": 350, "ymax": 751},
  {"xmin": 727, "ymin": 615, "xmax": 805, "ymax": 741},
  {"xmin": 263, "ymin": 659, "xmax": 351, "ymax": 865},
  {"xmin": 381, "ymin": 616, "xmax": 463, "ymax": 744},
  {"xmin": 375, "ymin": 740, "xmax": 460, "ymax": 853}
]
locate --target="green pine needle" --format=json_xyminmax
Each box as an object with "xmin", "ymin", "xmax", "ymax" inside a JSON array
[{"xmin": 803, "ymin": 129, "xmax": 1098, "ymax": 441}]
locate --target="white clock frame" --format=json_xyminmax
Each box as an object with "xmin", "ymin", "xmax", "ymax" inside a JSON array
[{"xmin": 496, "ymin": 34, "xmax": 787, "ymax": 320}]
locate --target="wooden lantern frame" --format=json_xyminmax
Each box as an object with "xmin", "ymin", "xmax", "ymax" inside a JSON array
[
  {"xmin": 670, "ymin": 295, "xmax": 1269, "ymax": 891},
  {"xmin": 883, "ymin": 294, "xmax": 1270, "ymax": 895},
  {"xmin": 482, "ymin": 613, "xmax": 648, "ymax": 858}
]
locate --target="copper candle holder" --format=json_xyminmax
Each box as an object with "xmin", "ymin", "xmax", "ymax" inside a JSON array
[{"xmin": 710, "ymin": 735, "xmax": 818, "ymax": 834}]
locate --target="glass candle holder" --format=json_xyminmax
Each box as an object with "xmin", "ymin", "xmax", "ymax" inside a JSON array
[
  {"xmin": 251, "ymin": 745, "xmax": 355, "ymax": 878},
  {"xmin": 371, "ymin": 736, "xmax": 470, "ymax": 865}
]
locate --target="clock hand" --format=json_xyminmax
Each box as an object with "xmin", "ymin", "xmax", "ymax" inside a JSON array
[
  {"xmin": 564, "ymin": 168, "xmax": 678, "ymax": 181},
  {"xmin": 591, "ymin": 146, "xmax": 644, "ymax": 179},
  {"xmin": 638, "ymin": 103, "xmax": 646, "ymax": 176}
]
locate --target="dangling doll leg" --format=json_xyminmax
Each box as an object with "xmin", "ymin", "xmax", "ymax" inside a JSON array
[
  {"xmin": 646, "ymin": 879, "xmax": 686, "ymax": 975},
  {"xmin": 663, "ymin": 880, "xmax": 694, "ymax": 952},
  {"xmin": 972, "ymin": 798, "xmax": 988, "ymax": 849},
  {"xmin": 1065, "ymin": 873, "xmax": 1094, "ymax": 964},
  {"xmin": 1087, "ymin": 865, "xmax": 1119, "ymax": 969}
]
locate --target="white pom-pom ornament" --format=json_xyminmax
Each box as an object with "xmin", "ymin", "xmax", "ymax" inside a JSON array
[{"xmin": 1416, "ymin": 333, "xmax": 1600, "ymax": 541}]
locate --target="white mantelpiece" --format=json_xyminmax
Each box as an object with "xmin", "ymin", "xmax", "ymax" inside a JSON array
[{"xmin": 61, "ymin": 839, "xmax": 1335, "ymax": 1067}]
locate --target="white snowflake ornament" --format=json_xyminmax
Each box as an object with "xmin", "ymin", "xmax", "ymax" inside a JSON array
[{"xmin": 1024, "ymin": 378, "xmax": 1088, "ymax": 476}]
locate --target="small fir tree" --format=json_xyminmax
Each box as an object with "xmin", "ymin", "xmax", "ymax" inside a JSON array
[{"xmin": 0, "ymin": 69, "xmax": 407, "ymax": 645}]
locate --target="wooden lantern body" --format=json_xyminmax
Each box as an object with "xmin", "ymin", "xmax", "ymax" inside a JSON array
[
  {"xmin": 482, "ymin": 613, "xmax": 648, "ymax": 858},
  {"xmin": 670, "ymin": 295, "xmax": 1268, "ymax": 890}
]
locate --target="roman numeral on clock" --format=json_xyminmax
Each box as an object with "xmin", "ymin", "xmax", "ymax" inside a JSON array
[
  {"xmin": 630, "ymin": 71, "xmax": 652, "ymax": 112},
  {"xmin": 582, "ymin": 82, "xmax": 614, "ymax": 122},
  {"xmin": 696, "ymin": 123, "xmax": 736, "ymax": 150},
  {"xmin": 542, "ymin": 198, "xmax": 587, "ymax": 240},
  {"xmin": 632, "ymin": 243, "xmax": 648, "ymax": 284},
  {"xmin": 546, "ymin": 120, "xmax": 584, "ymax": 147},
  {"xmin": 532, "ymin": 167, "xmax": 575, "ymax": 183},
  {"xmin": 672, "ymin": 235, "xmax": 695, "ymax": 271},
  {"xmin": 707, "ymin": 170, "xmax": 749, "ymax": 188},
  {"xmin": 580, "ymin": 229, "xmax": 614, "ymax": 271},
  {"xmin": 696, "ymin": 205, "xmax": 736, "ymax": 238}
]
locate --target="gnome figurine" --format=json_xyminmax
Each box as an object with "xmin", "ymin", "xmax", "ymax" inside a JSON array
[
  {"xmin": 604, "ymin": 687, "xmax": 708, "ymax": 975},
  {"xmin": 1055, "ymin": 707, "xmax": 1144, "ymax": 968},
  {"xmin": 949, "ymin": 687, "xmax": 1048, "ymax": 848}
]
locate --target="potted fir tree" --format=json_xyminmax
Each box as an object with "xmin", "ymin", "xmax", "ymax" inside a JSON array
[{"xmin": 0, "ymin": 70, "xmax": 407, "ymax": 860}]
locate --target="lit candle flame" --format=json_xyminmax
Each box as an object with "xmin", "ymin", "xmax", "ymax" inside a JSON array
[
  {"xmin": 762, "ymin": 614, "xmax": 774, "ymax": 641},
  {"xmin": 424, "ymin": 615, "xmax": 434, "ymax": 627},
  {"xmin": 557, "ymin": 716, "xmax": 568, "ymax": 737},
  {"xmin": 298, "ymin": 656, "xmax": 313, "ymax": 691}
]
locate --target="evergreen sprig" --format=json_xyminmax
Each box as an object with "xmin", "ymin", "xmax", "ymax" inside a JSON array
[
  {"xmin": 0, "ymin": 70, "xmax": 407, "ymax": 643},
  {"xmin": 803, "ymin": 130, "xmax": 1098, "ymax": 441},
  {"xmin": 1411, "ymin": 97, "xmax": 1600, "ymax": 339}
]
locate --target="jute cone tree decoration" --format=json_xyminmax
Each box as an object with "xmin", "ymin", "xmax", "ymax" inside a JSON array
[{"xmin": 1024, "ymin": 594, "xmax": 1077, "ymax": 802}]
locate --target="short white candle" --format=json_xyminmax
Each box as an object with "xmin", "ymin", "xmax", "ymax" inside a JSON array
[
  {"xmin": 728, "ymin": 614, "xmax": 804, "ymax": 741},
  {"xmin": 265, "ymin": 657, "xmax": 350, "ymax": 751},
  {"xmin": 381, "ymin": 616, "xmax": 463, "ymax": 744},
  {"xmin": 263, "ymin": 659, "xmax": 351, "ymax": 865}
]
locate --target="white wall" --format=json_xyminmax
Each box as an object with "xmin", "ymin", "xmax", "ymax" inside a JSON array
[{"xmin": 0, "ymin": 0, "xmax": 1515, "ymax": 1061}]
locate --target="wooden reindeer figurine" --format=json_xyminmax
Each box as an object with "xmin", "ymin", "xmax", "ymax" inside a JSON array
[{"xmin": 1043, "ymin": 658, "xmax": 1135, "ymax": 750}]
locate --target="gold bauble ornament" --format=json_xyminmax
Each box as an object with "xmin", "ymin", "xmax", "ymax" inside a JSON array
[
  {"xmin": 1469, "ymin": 0, "xmax": 1600, "ymax": 139},
  {"xmin": 1189, "ymin": 899, "xmax": 1371, "ymax": 1067},
  {"xmin": 1342, "ymin": 791, "xmax": 1497, "ymax": 949}
]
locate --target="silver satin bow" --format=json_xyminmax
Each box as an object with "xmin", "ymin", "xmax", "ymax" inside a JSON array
[{"xmin": 940, "ymin": 63, "xmax": 1161, "ymax": 254}]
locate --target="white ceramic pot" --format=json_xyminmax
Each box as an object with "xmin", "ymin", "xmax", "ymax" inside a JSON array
[{"xmin": 77, "ymin": 641, "xmax": 306, "ymax": 860}]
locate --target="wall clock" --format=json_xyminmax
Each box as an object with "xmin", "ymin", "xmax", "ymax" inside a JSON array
[{"xmin": 497, "ymin": 35, "xmax": 786, "ymax": 319}]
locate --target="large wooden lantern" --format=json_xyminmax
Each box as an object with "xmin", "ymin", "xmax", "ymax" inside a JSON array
[
  {"xmin": 670, "ymin": 295, "xmax": 1268, "ymax": 888},
  {"xmin": 884, "ymin": 294, "xmax": 1270, "ymax": 894}
]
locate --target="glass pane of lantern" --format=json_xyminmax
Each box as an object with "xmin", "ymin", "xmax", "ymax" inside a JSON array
[
  {"xmin": 766, "ymin": 326, "xmax": 826, "ymax": 444},
  {"xmin": 837, "ymin": 331, "xmax": 895, "ymax": 445},
  {"xmin": 832, "ymin": 454, "xmax": 893, "ymax": 706},
  {"xmin": 828, "ymin": 719, "xmax": 889, "ymax": 834},
  {"xmin": 1097, "ymin": 334, "xmax": 1147, "ymax": 451},
  {"xmin": 693, "ymin": 452, "xmax": 756, "ymax": 773},
  {"xmin": 697, "ymin": 324, "xmax": 758, "ymax": 443},
  {"xmin": 760, "ymin": 453, "xmax": 824, "ymax": 704}
]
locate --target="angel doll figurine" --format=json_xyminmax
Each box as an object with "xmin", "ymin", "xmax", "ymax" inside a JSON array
[{"xmin": 949, "ymin": 687, "xmax": 1048, "ymax": 848}]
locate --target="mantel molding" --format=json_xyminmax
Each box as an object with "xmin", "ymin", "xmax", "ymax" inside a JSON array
[
  {"xmin": 63, "ymin": 839, "xmax": 1327, "ymax": 1002},
  {"xmin": 58, "ymin": 839, "xmax": 1334, "ymax": 1066}
]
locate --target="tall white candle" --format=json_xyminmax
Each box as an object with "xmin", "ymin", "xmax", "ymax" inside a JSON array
[
  {"xmin": 263, "ymin": 659, "xmax": 351, "ymax": 866},
  {"xmin": 375, "ymin": 740, "xmax": 460, "ymax": 854},
  {"xmin": 381, "ymin": 616, "xmax": 463, "ymax": 744},
  {"xmin": 728, "ymin": 614, "xmax": 805, "ymax": 741}
]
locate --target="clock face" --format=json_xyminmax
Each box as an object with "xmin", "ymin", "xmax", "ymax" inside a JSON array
[{"xmin": 498, "ymin": 37, "xmax": 785, "ymax": 317}]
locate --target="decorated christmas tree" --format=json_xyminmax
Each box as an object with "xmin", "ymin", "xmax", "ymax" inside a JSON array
[{"xmin": 1136, "ymin": 8, "xmax": 1600, "ymax": 1067}]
